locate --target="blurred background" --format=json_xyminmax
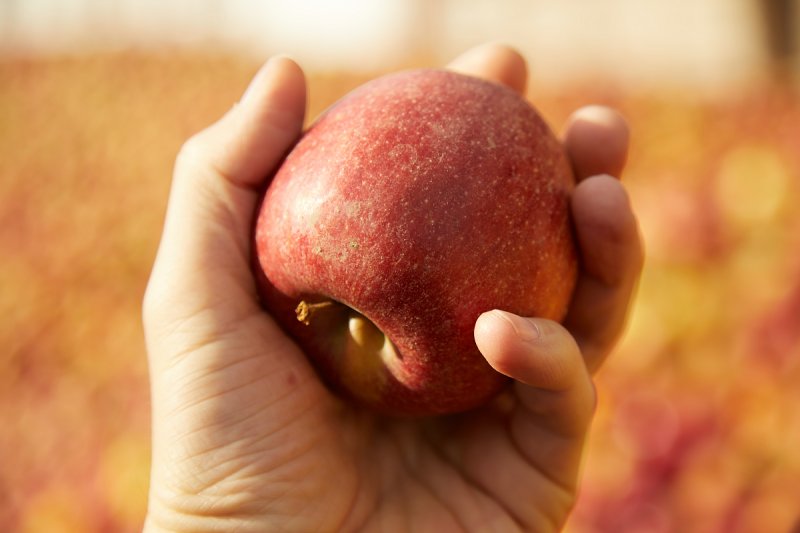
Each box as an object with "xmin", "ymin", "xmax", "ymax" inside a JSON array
[{"xmin": 1, "ymin": 1, "xmax": 799, "ymax": 531}]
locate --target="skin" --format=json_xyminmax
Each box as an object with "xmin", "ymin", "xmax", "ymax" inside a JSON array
[{"xmin": 142, "ymin": 43, "xmax": 643, "ymax": 532}]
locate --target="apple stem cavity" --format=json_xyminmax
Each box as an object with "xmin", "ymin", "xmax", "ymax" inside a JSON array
[
  {"xmin": 295, "ymin": 300, "xmax": 335, "ymax": 325},
  {"xmin": 348, "ymin": 314, "xmax": 385, "ymax": 352}
]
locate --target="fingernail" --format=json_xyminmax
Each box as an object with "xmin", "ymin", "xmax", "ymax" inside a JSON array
[{"xmin": 491, "ymin": 310, "xmax": 541, "ymax": 342}]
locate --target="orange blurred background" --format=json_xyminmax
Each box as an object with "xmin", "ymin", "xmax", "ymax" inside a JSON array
[{"xmin": 2, "ymin": 1, "xmax": 799, "ymax": 532}]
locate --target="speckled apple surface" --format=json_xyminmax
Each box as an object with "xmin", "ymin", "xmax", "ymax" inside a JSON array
[{"xmin": 254, "ymin": 68, "xmax": 577, "ymax": 416}]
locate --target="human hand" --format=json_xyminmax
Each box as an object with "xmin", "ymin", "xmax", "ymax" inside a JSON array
[{"xmin": 142, "ymin": 43, "xmax": 642, "ymax": 532}]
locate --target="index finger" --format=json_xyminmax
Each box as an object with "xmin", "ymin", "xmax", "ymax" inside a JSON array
[{"xmin": 566, "ymin": 176, "xmax": 644, "ymax": 372}]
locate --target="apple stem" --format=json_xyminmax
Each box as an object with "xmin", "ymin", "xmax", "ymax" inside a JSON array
[{"xmin": 295, "ymin": 300, "xmax": 335, "ymax": 325}]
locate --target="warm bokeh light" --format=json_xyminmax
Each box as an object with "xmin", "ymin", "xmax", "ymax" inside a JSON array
[{"xmin": 2, "ymin": 1, "xmax": 800, "ymax": 531}]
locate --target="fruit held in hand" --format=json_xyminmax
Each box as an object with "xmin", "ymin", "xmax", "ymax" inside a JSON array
[{"xmin": 253, "ymin": 69, "xmax": 577, "ymax": 416}]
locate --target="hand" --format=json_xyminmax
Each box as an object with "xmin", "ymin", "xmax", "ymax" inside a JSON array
[{"xmin": 142, "ymin": 44, "xmax": 643, "ymax": 532}]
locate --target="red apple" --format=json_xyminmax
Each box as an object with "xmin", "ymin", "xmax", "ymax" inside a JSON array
[{"xmin": 253, "ymin": 69, "xmax": 577, "ymax": 416}]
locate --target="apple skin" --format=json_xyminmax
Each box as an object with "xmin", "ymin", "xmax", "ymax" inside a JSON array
[{"xmin": 253, "ymin": 69, "xmax": 577, "ymax": 416}]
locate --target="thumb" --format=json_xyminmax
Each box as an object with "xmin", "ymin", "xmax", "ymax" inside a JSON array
[
  {"xmin": 474, "ymin": 310, "xmax": 597, "ymax": 496},
  {"xmin": 474, "ymin": 310, "xmax": 596, "ymax": 437}
]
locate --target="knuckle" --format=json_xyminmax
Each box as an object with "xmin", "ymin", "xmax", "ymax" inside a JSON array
[{"xmin": 175, "ymin": 134, "xmax": 209, "ymax": 171}]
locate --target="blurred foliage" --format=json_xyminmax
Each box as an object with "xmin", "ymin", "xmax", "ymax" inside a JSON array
[{"xmin": 1, "ymin": 54, "xmax": 798, "ymax": 532}]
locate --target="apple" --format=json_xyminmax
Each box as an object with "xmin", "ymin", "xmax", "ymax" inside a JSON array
[{"xmin": 253, "ymin": 68, "xmax": 577, "ymax": 416}]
